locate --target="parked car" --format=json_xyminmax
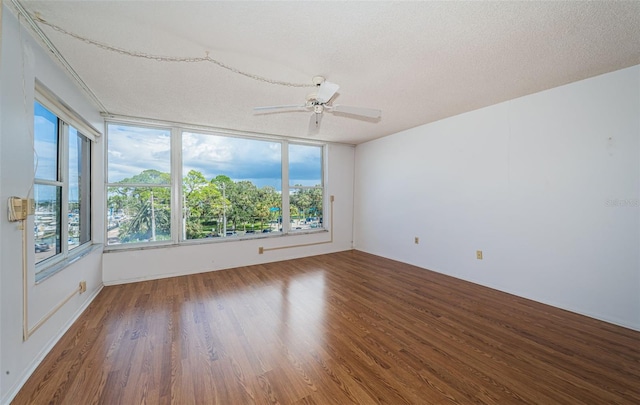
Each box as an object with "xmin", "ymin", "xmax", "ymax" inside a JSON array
[{"xmin": 35, "ymin": 243, "xmax": 50, "ymax": 252}]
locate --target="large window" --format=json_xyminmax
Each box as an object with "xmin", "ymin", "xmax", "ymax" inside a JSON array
[
  {"xmin": 106, "ymin": 123, "xmax": 325, "ymax": 248},
  {"xmin": 34, "ymin": 101, "xmax": 92, "ymax": 280},
  {"xmin": 106, "ymin": 124, "xmax": 171, "ymax": 245}
]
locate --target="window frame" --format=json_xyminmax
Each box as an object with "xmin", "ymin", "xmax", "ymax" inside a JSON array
[
  {"xmin": 105, "ymin": 122, "xmax": 174, "ymax": 249},
  {"xmin": 68, "ymin": 128, "xmax": 92, "ymax": 249},
  {"xmin": 104, "ymin": 119, "xmax": 328, "ymax": 250},
  {"xmin": 34, "ymin": 95, "xmax": 95, "ymax": 283}
]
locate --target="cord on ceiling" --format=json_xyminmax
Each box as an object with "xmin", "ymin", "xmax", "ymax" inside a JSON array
[
  {"xmin": 32, "ymin": 13, "xmax": 315, "ymax": 89},
  {"xmin": 10, "ymin": 0, "xmax": 109, "ymax": 114}
]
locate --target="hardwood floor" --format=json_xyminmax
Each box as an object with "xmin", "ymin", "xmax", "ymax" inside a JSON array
[{"xmin": 13, "ymin": 250, "xmax": 640, "ymax": 404}]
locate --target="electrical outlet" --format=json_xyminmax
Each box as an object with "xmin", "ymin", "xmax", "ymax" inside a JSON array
[
  {"xmin": 414, "ymin": 237, "xmax": 419, "ymax": 244},
  {"xmin": 79, "ymin": 281, "xmax": 87, "ymax": 293},
  {"xmin": 476, "ymin": 250, "xmax": 483, "ymax": 260},
  {"xmin": 258, "ymin": 247, "xmax": 264, "ymax": 254}
]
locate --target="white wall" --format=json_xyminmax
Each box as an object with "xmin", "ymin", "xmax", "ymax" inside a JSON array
[
  {"xmin": 0, "ymin": 7, "xmax": 104, "ymax": 403},
  {"xmin": 354, "ymin": 65, "xmax": 640, "ymax": 331},
  {"xmin": 103, "ymin": 142, "xmax": 355, "ymax": 284}
]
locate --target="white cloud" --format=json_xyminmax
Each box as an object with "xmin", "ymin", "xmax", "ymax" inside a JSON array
[
  {"xmin": 182, "ymin": 132, "xmax": 282, "ymax": 184},
  {"xmin": 107, "ymin": 124, "xmax": 171, "ymax": 182},
  {"xmin": 289, "ymin": 143, "xmax": 321, "ymax": 164}
]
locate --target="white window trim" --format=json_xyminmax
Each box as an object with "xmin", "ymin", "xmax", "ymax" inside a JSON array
[
  {"xmin": 34, "ymin": 98, "xmax": 94, "ymax": 283},
  {"xmin": 35, "ymin": 81, "xmax": 101, "ymax": 141}
]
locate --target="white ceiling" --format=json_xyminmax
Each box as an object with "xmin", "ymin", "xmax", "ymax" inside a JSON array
[{"xmin": 16, "ymin": 1, "xmax": 640, "ymax": 145}]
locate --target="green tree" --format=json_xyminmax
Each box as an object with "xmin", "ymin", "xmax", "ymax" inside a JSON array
[
  {"xmin": 108, "ymin": 170, "xmax": 171, "ymax": 243},
  {"xmin": 107, "ymin": 187, "xmax": 128, "ymax": 215},
  {"xmin": 227, "ymin": 181, "xmax": 259, "ymax": 231},
  {"xmin": 211, "ymin": 175, "xmax": 233, "ymax": 235},
  {"xmin": 121, "ymin": 169, "xmax": 170, "ymax": 185},
  {"xmin": 117, "ymin": 187, "xmax": 171, "ymax": 243},
  {"xmin": 183, "ymin": 170, "xmax": 229, "ymax": 239},
  {"xmin": 290, "ymin": 184, "xmax": 323, "ymax": 221},
  {"xmin": 307, "ymin": 187, "xmax": 323, "ymax": 218},
  {"xmin": 255, "ymin": 186, "xmax": 280, "ymax": 230}
]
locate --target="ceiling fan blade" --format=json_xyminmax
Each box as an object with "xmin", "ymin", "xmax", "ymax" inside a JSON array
[
  {"xmin": 253, "ymin": 104, "xmax": 306, "ymax": 113},
  {"xmin": 308, "ymin": 112, "xmax": 323, "ymax": 135},
  {"xmin": 315, "ymin": 81, "xmax": 340, "ymax": 103},
  {"xmin": 331, "ymin": 104, "xmax": 382, "ymax": 119}
]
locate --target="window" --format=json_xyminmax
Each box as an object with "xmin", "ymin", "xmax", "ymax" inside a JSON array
[
  {"xmin": 106, "ymin": 124, "xmax": 171, "ymax": 245},
  {"xmin": 34, "ymin": 101, "xmax": 92, "ymax": 281},
  {"xmin": 289, "ymin": 144, "xmax": 323, "ymax": 232},
  {"xmin": 106, "ymin": 122, "xmax": 326, "ymax": 248},
  {"xmin": 182, "ymin": 132, "xmax": 282, "ymax": 239}
]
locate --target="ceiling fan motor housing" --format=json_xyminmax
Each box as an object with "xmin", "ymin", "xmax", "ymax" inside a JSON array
[{"xmin": 312, "ymin": 76, "xmax": 325, "ymax": 86}]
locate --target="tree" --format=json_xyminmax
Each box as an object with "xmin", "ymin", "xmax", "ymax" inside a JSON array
[
  {"xmin": 255, "ymin": 186, "xmax": 280, "ymax": 230},
  {"xmin": 290, "ymin": 184, "xmax": 323, "ymax": 221},
  {"xmin": 183, "ymin": 170, "xmax": 228, "ymax": 239},
  {"xmin": 227, "ymin": 180, "xmax": 258, "ymax": 231},
  {"xmin": 107, "ymin": 170, "xmax": 171, "ymax": 243},
  {"xmin": 121, "ymin": 169, "xmax": 170, "ymax": 185},
  {"xmin": 117, "ymin": 187, "xmax": 171, "ymax": 243},
  {"xmin": 107, "ymin": 169, "xmax": 320, "ymax": 242}
]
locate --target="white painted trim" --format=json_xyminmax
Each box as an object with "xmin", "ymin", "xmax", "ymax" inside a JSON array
[
  {"xmin": 35, "ymin": 81, "xmax": 102, "ymax": 140},
  {"xmin": 104, "ymin": 113, "xmax": 353, "ymax": 146}
]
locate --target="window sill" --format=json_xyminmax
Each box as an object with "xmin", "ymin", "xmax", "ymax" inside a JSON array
[
  {"xmin": 103, "ymin": 228, "xmax": 329, "ymax": 253},
  {"xmin": 36, "ymin": 243, "xmax": 103, "ymax": 284}
]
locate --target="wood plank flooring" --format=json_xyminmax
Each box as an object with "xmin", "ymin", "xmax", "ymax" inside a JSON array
[{"xmin": 12, "ymin": 250, "xmax": 640, "ymax": 404}]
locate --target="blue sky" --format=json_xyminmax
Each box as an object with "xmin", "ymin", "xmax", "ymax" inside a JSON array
[
  {"xmin": 34, "ymin": 102, "xmax": 58, "ymax": 181},
  {"xmin": 35, "ymin": 103, "xmax": 85, "ymax": 203}
]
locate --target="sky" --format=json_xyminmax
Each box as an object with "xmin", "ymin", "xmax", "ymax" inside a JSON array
[
  {"xmin": 34, "ymin": 102, "xmax": 58, "ymax": 181},
  {"xmin": 34, "ymin": 102, "xmax": 85, "ymax": 203},
  {"xmin": 108, "ymin": 124, "xmax": 322, "ymax": 190},
  {"xmin": 34, "ymin": 111, "xmax": 323, "ymax": 204}
]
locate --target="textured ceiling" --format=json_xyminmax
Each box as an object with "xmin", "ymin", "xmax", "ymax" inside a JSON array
[{"xmin": 16, "ymin": 1, "xmax": 640, "ymax": 144}]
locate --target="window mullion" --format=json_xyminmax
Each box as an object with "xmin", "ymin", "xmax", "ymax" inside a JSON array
[
  {"xmin": 281, "ymin": 140, "xmax": 290, "ymax": 234},
  {"xmin": 171, "ymin": 127, "xmax": 182, "ymax": 243},
  {"xmin": 322, "ymin": 144, "xmax": 327, "ymax": 230},
  {"xmin": 60, "ymin": 121, "xmax": 69, "ymax": 256},
  {"xmin": 80, "ymin": 137, "xmax": 91, "ymax": 244}
]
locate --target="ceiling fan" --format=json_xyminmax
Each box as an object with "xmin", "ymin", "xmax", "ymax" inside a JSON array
[{"xmin": 253, "ymin": 76, "xmax": 382, "ymax": 133}]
